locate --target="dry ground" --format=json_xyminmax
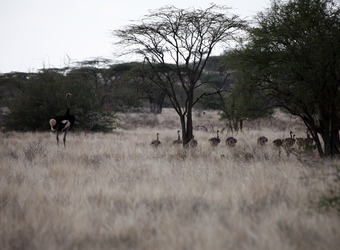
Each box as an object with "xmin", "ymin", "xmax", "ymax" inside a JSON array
[{"xmin": 0, "ymin": 109, "xmax": 339, "ymax": 250}]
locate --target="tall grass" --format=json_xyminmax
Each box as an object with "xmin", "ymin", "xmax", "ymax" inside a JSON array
[{"xmin": 0, "ymin": 110, "xmax": 339, "ymax": 250}]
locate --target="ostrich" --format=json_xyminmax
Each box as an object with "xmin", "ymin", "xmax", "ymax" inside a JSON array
[
  {"xmin": 273, "ymin": 139, "xmax": 283, "ymax": 148},
  {"xmin": 283, "ymin": 131, "xmax": 296, "ymax": 149},
  {"xmin": 209, "ymin": 130, "xmax": 221, "ymax": 146},
  {"xmin": 189, "ymin": 135, "xmax": 198, "ymax": 148},
  {"xmin": 172, "ymin": 130, "xmax": 182, "ymax": 145},
  {"xmin": 282, "ymin": 131, "xmax": 296, "ymax": 157},
  {"xmin": 226, "ymin": 137, "xmax": 237, "ymax": 147},
  {"xmin": 151, "ymin": 133, "xmax": 161, "ymax": 147},
  {"xmin": 257, "ymin": 136, "xmax": 268, "ymax": 146},
  {"xmin": 297, "ymin": 130, "xmax": 315, "ymax": 151},
  {"xmin": 49, "ymin": 93, "xmax": 75, "ymax": 148},
  {"xmin": 273, "ymin": 138, "xmax": 283, "ymax": 156},
  {"xmin": 296, "ymin": 137, "xmax": 305, "ymax": 150}
]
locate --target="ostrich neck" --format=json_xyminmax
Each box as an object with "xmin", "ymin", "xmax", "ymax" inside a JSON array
[{"xmin": 67, "ymin": 97, "xmax": 71, "ymax": 109}]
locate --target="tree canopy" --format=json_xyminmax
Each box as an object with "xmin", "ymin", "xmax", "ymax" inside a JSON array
[
  {"xmin": 114, "ymin": 4, "xmax": 246, "ymax": 145},
  {"xmin": 230, "ymin": 0, "xmax": 340, "ymax": 157}
]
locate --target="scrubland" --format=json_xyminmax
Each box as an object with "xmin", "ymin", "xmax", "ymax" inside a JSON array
[{"xmin": 0, "ymin": 109, "xmax": 339, "ymax": 250}]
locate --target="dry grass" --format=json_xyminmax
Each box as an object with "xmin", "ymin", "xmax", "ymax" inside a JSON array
[{"xmin": 0, "ymin": 109, "xmax": 339, "ymax": 250}]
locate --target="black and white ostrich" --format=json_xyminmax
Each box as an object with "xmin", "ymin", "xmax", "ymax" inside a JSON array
[{"xmin": 49, "ymin": 93, "xmax": 76, "ymax": 148}]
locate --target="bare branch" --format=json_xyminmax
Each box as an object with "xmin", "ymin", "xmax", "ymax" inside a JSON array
[{"xmin": 113, "ymin": 4, "xmax": 246, "ymax": 144}]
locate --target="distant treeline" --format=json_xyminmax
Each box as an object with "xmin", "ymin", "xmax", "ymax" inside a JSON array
[{"xmin": 1, "ymin": 56, "xmax": 263, "ymax": 132}]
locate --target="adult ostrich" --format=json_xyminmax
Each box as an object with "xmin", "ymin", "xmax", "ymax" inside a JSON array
[{"xmin": 49, "ymin": 93, "xmax": 76, "ymax": 148}]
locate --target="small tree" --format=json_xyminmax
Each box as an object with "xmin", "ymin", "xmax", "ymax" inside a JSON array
[
  {"xmin": 64, "ymin": 67, "xmax": 118, "ymax": 132},
  {"xmin": 114, "ymin": 4, "xmax": 245, "ymax": 145}
]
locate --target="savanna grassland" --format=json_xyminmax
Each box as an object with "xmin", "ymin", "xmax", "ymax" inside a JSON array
[{"xmin": 1, "ymin": 109, "xmax": 339, "ymax": 250}]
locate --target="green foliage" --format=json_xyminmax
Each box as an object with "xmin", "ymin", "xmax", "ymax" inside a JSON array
[
  {"xmin": 3, "ymin": 69, "xmax": 118, "ymax": 132},
  {"xmin": 220, "ymin": 87, "xmax": 273, "ymax": 121},
  {"xmin": 228, "ymin": 0, "xmax": 340, "ymax": 156},
  {"xmin": 198, "ymin": 55, "xmax": 273, "ymax": 121},
  {"xmin": 225, "ymin": 67, "xmax": 274, "ymax": 120},
  {"xmin": 196, "ymin": 64, "xmax": 232, "ymax": 110},
  {"xmin": 4, "ymin": 71, "xmax": 63, "ymax": 131},
  {"xmin": 232, "ymin": 0, "xmax": 339, "ymax": 108},
  {"xmin": 101, "ymin": 63, "xmax": 153, "ymax": 112}
]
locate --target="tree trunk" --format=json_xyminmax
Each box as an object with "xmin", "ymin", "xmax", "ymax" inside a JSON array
[
  {"xmin": 232, "ymin": 119, "xmax": 239, "ymax": 132},
  {"xmin": 312, "ymin": 129, "xmax": 324, "ymax": 157},
  {"xmin": 330, "ymin": 103, "xmax": 340, "ymax": 156},
  {"xmin": 320, "ymin": 120, "xmax": 340, "ymax": 157},
  {"xmin": 179, "ymin": 93, "xmax": 194, "ymax": 146},
  {"xmin": 302, "ymin": 116, "xmax": 324, "ymax": 157},
  {"xmin": 179, "ymin": 114, "xmax": 187, "ymax": 144},
  {"xmin": 186, "ymin": 106, "xmax": 193, "ymax": 144},
  {"xmin": 301, "ymin": 107, "xmax": 340, "ymax": 158},
  {"xmin": 318, "ymin": 108, "xmax": 340, "ymax": 157}
]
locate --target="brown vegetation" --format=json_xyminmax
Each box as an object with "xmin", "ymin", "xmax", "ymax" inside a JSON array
[{"xmin": 0, "ymin": 109, "xmax": 339, "ymax": 250}]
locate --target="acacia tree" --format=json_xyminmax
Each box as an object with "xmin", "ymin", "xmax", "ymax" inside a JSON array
[
  {"xmin": 231, "ymin": 0, "xmax": 340, "ymax": 157},
  {"xmin": 114, "ymin": 4, "xmax": 245, "ymax": 145}
]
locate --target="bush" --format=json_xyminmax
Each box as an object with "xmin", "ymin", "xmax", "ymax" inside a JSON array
[{"xmin": 3, "ymin": 69, "xmax": 118, "ymax": 132}]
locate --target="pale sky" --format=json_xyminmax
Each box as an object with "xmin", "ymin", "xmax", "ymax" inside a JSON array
[{"xmin": 0, "ymin": 0, "xmax": 270, "ymax": 73}]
